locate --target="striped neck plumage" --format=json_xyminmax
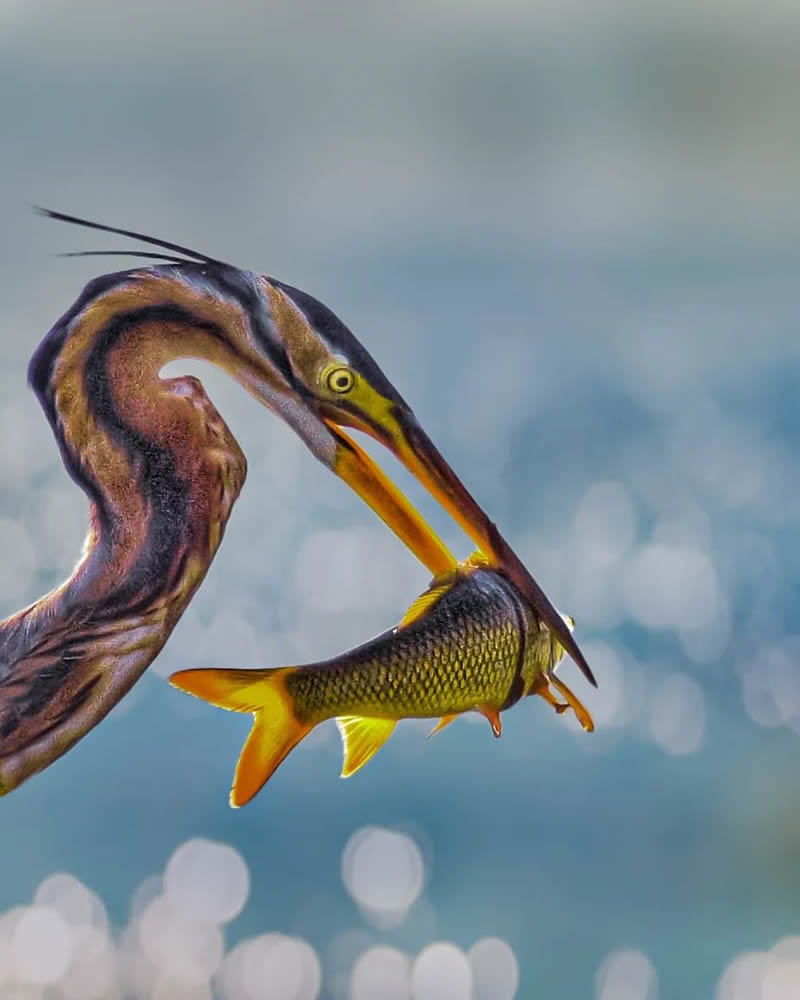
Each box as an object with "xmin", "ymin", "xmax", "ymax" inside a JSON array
[
  {"xmin": 0, "ymin": 265, "xmax": 260, "ymax": 794},
  {"xmin": 27, "ymin": 268, "xmax": 256, "ymax": 615}
]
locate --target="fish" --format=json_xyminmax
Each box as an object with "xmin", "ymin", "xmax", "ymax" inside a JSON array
[{"xmin": 169, "ymin": 556, "xmax": 591, "ymax": 807}]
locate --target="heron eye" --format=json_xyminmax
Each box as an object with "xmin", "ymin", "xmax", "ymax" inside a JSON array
[{"xmin": 326, "ymin": 366, "xmax": 355, "ymax": 394}]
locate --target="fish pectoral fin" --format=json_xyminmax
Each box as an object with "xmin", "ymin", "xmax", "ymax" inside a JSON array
[
  {"xmin": 528, "ymin": 674, "xmax": 570, "ymax": 714},
  {"xmin": 398, "ymin": 578, "xmax": 456, "ymax": 629},
  {"xmin": 476, "ymin": 704, "xmax": 502, "ymax": 738},
  {"xmin": 336, "ymin": 716, "xmax": 397, "ymax": 778},
  {"xmin": 427, "ymin": 714, "xmax": 459, "ymax": 739},
  {"xmin": 548, "ymin": 674, "xmax": 595, "ymax": 733}
]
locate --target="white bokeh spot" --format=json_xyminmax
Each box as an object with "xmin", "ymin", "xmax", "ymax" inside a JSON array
[
  {"xmin": 350, "ymin": 945, "xmax": 411, "ymax": 1000},
  {"xmin": 342, "ymin": 827, "xmax": 425, "ymax": 925},
  {"xmin": 411, "ymin": 942, "xmax": 472, "ymax": 1000},
  {"xmin": 164, "ymin": 838, "xmax": 250, "ymax": 924},
  {"xmin": 595, "ymin": 948, "xmax": 658, "ymax": 1000},
  {"xmin": 468, "ymin": 937, "xmax": 519, "ymax": 1000}
]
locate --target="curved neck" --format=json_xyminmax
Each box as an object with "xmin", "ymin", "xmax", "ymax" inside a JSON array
[{"xmin": 28, "ymin": 269, "xmax": 263, "ymax": 615}]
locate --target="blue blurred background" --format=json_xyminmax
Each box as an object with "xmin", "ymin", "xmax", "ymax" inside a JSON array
[{"xmin": 1, "ymin": 1, "xmax": 799, "ymax": 997}]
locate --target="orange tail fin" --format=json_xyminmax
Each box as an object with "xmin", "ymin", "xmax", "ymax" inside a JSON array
[{"xmin": 169, "ymin": 667, "xmax": 311, "ymax": 807}]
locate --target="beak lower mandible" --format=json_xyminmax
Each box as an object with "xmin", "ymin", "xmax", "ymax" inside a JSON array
[
  {"xmin": 324, "ymin": 420, "xmax": 459, "ymax": 579},
  {"xmin": 377, "ymin": 408, "xmax": 597, "ymax": 689}
]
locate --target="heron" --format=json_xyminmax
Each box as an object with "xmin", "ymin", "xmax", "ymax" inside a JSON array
[{"xmin": 0, "ymin": 208, "xmax": 595, "ymax": 796}]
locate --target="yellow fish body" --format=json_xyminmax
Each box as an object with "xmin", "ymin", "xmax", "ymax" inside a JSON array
[{"xmin": 170, "ymin": 560, "xmax": 588, "ymax": 806}]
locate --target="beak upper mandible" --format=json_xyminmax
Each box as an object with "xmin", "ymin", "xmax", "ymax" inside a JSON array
[{"xmin": 352, "ymin": 405, "xmax": 597, "ymax": 691}]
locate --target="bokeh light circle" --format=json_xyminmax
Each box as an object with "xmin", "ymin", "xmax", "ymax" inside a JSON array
[
  {"xmin": 647, "ymin": 673, "xmax": 706, "ymax": 756},
  {"xmin": 151, "ymin": 974, "xmax": 214, "ymax": 1000},
  {"xmin": 217, "ymin": 933, "xmax": 320, "ymax": 1000},
  {"xmin": 59, "ymin": 928, "xmax": 117, "ymax": 999},
  {"xmin": 342, "ymin": 827, "xmax": 425, "ymax": 919},
  {"xmin": 350, "ymin": 945, "xmax": 411, "ymax": 1000},
  {"xmin": 595, "ymin": 948, "xmax": 658, "ymax": 1000},
  {"xmin": 164, "ymin": 838, "xmax": 250, "ymax": 924},
  {"xmin": 12, "ymin": 904, "xmax": 73, "ymax": 984},
  {"xmin": 411, "ymin": 942, "xmax": 472, "ymax": 1000},
  {"xmin": 138, "ymin": 894, "xmax": 224, "ymax": 984},
  {"xmin": 468, "ymin": 937, "xmax": 519, "ymax": 1000},
  {"xmin": 34, "ymin": 872, "xmax": 109, "ymax": 947}
]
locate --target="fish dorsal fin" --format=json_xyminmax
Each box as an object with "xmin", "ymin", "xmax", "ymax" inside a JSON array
[
  {"xmin": 399, "ymin": 553, "xmax": 487, "ymax": 630},
  {"xmin": 336, "ymin": 716, "xmax": 396, "ymax": 778},
  {"xmin": 398, "ymin": 577, "xmax": 455, "ymax": 628}
]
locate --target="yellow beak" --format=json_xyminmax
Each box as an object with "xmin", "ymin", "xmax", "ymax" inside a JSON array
[
  {"xmin": 323, "ymin": 405, "xmax": 597, "ymax": 715},
  {"xmin": 325, "ymin": 420, "xmax": 458, "ymax": 578}
]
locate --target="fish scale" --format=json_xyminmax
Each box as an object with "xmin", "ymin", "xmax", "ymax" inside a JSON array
[{"xmin": 286, "ymin": 571, "xmax": 529, "ymax": 723}]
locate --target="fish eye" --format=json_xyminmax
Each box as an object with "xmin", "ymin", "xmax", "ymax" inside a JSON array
[{"xmin": 325, "ymin": 365, "xmax": 355, "ymax": 394}]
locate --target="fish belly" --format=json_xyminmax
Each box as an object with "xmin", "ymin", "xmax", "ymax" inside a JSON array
[{"xmin": 288, "ymin": 570, "xmax": 526, "ymax": 723}]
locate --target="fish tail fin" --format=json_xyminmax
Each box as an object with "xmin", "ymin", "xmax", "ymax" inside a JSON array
[{"xmin": 169, "ymin": 667, "xmax": 311, "ymax": 807}]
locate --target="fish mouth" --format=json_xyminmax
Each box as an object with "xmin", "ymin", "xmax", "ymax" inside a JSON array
[{"xmin": 322, "ymin": 404, "xmax": 597, "ymax": 697}]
